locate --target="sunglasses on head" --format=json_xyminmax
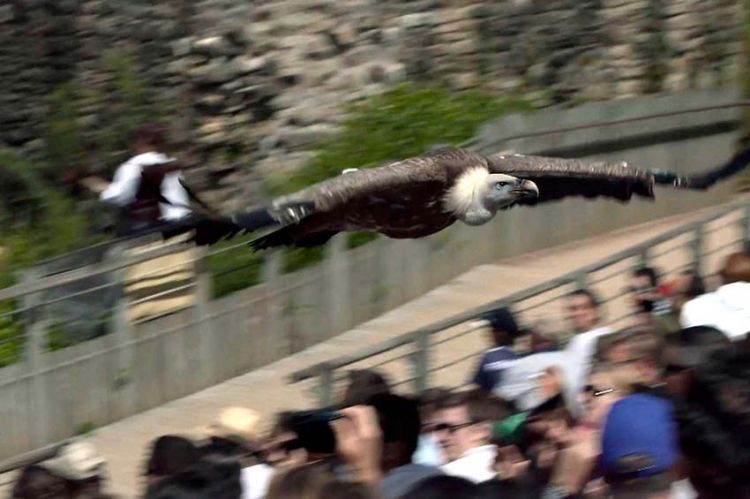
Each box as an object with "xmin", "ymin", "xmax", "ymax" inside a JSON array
[
  {"xmin": 433, "ymin": 421, "xmax": 476, "ymax": 434},
  {"xmin": 583, "ymin": 385, "xmax": 615, "ymax": 397}
]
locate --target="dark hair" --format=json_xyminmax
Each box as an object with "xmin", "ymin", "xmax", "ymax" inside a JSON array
[
  {"xmin": 368, "ymin": 393, "xmax": 421, "ymax": 469},
  {"xmin": 317, "ymin": 481, "xmax": 378, "ymax": 499},
  {"xmin": 678, "ymin": 268, "xmax": 705, "ymax": 299},
  {"xmin": 130, "ymin": 124, "xmax": 167, "ymax": 151},
  {"xmin": 144, "ymin": 435, "xmax": 201, "ymax": 478},
  {"xmin": 663, "ymin": 326, "xmax": 731, "ymax": 369},
  {"xmin": 417, "ymin": 387, "xmax": 452, "ymax": 423},
  {"xmin": 340, "ymin": 369, "xmax": 390, "ymax": 407},
  {"xmin": 12, "ymin": 465, "xmax": 71, "ymax": 499},
  {"xmin": 400, "ymin": 475, "xmax": 478, "ymax": 499},
  {"xmin": 201, "ymin": 435, "xmax": 255, "ymax": 458},
  {"xmin": 144, "ymin": 453, "xmax": 242, "ymax": 499},
  {"xmin": 620, "ymin": 326, "xmax": 665, "ymax": 365},
  {"xmin": 677, "ymin": 346, "xmax": 750, "ymax": 495},
  {"xmin": 567, "ymin": 288, "xmax": 601, "ymax": 308},
  {"xmin": 633, "ymin": 267, "xmax": 659, "ymax": 287},
  {"xmin": 476, "ymin": 479, "xmax": 541, "ymax": 499},
  {"xmin": 480, "ymin": 307, "xmax": 521, "ymax": 339},
  {"xmin": 266, "ymin": 462, "xmax": 376, "ymax": 499},
  {"xmin": 720, "ymin": 252, "xmax": 750, "ymax": 284},
  {"xmin": 439, "ymin": 389, "xmax": 500, "ymax": 423},
  {"xmin": 272, "ymin": 411, "xmax": 296, "ymax": 435}
]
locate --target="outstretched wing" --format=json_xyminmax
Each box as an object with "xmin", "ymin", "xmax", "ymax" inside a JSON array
[
  {"xmin": 189, "ymin": 148, "xmax": 481, "ymax": 246},
  {"xmin": 274, "ymin": 147, "xmax": 483, "ymax": 213},
  {"xmin": 486, "ymin": 153, "xmax": 653, "ymax": 205},
  {"xmin": 487, "ymin": 146, "xmax": 750, "ymax": 205}
]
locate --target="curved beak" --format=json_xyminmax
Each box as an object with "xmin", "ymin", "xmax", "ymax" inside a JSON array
[{"xmin": 512, "ymin": 179, "xmax": 539, "ymax": 199}]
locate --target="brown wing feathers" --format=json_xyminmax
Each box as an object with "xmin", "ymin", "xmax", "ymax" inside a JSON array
[{"xmin": 487, "ymin": 153, "xmax": 654, "ymax": 204}]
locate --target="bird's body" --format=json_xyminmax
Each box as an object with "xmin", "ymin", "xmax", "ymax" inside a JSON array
[
  {"xmin": 179, "ymin": 145, "xmax": 750, "ymax": 250},
  {"xmin": 238, "ymin": 148, "xmax": 538, "ymax": 248}
]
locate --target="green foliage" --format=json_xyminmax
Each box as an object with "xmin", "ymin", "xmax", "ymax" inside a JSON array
[
  {"xmin": 96, "ymin": 48, "xmax": 153, "ymax": 170},
  {"xmin": 207, "ymin": 234, "xmax": 264, "ymax": 299},
  {"xmin": 0, "ymin": 149, "xmax": 102, "ymax": 365},
  {"xmin": 47, "ymin": 84, "xmax": 86, "ymax": 173},
  {"xmin": 273, "ymin": 83, "xmax": 534, "ymax": 194},
  {"xmin": 346, "ymin": 232, "xmax": 379, "ymax": 250},
  {"xmin": 0, "ymin": 301, "xmax": 23, "ymax": 367},
  {"xmin": 75, "ymin": 422, "xmax": 97, "ymax": 436},
  {"xmin": 281, "ymin": 246, "xmax": 326, "ymax": 274},
  {"xmin": 640, "ymin": 0, "xmax": 670, "ymax": 94}
]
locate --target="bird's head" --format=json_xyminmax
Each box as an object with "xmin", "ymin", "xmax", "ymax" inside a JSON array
[{"xmin": 483, "ymin": 174, "xmax": 539, "ymax": 209}]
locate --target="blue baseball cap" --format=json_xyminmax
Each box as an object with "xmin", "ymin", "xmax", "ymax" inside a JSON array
[{"xmin": 600, "ymin": 394, "xmax": 678, "ymax": 481}]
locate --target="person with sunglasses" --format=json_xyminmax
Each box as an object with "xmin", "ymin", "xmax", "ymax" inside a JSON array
[{"xmin": 433, "ymin": 390, "xmax": 497, "ymax": 483}]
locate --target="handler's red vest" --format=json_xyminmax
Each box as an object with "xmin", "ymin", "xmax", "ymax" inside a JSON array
[{"xmin": 128, "ymin": 161, "xmax": 182, "ymax": 224}]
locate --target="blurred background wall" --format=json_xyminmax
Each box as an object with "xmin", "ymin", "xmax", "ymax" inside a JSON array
[{"xmin": 0, "ymin": 0, "xmax": 743, "ymax": 208}]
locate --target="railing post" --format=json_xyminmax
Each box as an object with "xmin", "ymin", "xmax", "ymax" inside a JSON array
[
  {"xmin": 109, "ymin": 243, "xmax": 138, "ymax": 420},
  {"xmin": 326, "ymin": 235, "xmax": 351, "ymax": 335},
  {"xmin": 21, "ymin": 267, "xmax": 50, "ymax": 449},
  {"xmin": 317, "ymin": 365, "xmax": 334, "ymax": 407},
  {"xmin": 691, "ymin": 225, "xmax": 705, "ymax": 276},
  {"xmin": 411, "ymin": 332, "xmax": 430, "ymax": 394},
  {"xmin": 262, "ymin": 251, "xmax": 286, "ymax": 358},
  {"xmin": 575, "ymin": 272, "xmax": 589, "ymax": 290},
  {"xmin": 192, "ymin": 248, "xmax": 213, "ymax": 389},
  {"xmin": 638, "ymin": 247, "xmax": 650, "ymax": 268}
]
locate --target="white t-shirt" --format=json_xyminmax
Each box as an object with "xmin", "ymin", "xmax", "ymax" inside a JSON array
[
  {"xmin": 441, "ymin": 444, "xmax": 497, "ymax": 483},
  {"xmin": 240, "ymin": 464, "xmax": 274, "ymax": 499},
  {"xmin": 563, "ymin": 326, "xmax": 612, "ymax": 416},
  {"xmin": 100, "ymin": 151, "xmax": 191, "ymax": 221},
  {"xmin": 680, "ymin": 282, "xmax": 750, "ymax": 340}
]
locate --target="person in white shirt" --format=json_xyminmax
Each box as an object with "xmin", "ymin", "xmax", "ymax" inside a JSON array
[
  {"xmin": 561, "ymin": 288, "xmax": 612, "ymax": 417},
  {"xmin": 80, "ymin": 125, "xmax": 191, "ymax": 236},
  {"xmin": 680, "ymin": 252, "xmax": 750, "ymax": 341},
  {"xmin": 434, "ymin": 391, "xmax": 497, "ymax": 483}
]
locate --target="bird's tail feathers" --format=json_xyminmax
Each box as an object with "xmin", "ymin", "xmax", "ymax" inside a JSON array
[
  {"xmin": 653, "ymin": 146, "xmax": 750, "ymax": 190},
  {"xmin": 184, "ymin": 201, "xmax": 316, "ymax": 247}
]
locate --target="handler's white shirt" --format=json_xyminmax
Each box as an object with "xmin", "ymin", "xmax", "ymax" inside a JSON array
[{"xmin": 100, "ymin": 151, "xmax": 190, "ymax": 220}]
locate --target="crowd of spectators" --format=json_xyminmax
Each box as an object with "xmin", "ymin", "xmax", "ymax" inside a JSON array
[{"xmin": 8, "ymin": 251, "xmax": 750, "ymax": 498}]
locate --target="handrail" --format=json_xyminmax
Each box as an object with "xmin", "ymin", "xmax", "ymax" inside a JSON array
[
  {"xmin": 3, "ymin": 98, "xmax": 750, "ymax": 304},
  {"xmin": 290, "ymin": 196, "xmax": 750, "ymax": 383}
]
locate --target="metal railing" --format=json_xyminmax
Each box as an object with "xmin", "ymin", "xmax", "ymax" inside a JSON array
[{"xmin": 290, "ymin": 197, "xmax": 750, "ymax": 406}]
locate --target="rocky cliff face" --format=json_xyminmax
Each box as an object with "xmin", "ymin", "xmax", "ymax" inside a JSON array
[{"xmin": 0, "ymin": 0, "xmax": 743, "ymax": 208}]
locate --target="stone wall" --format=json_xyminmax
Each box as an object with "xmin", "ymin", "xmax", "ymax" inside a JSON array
[{"xmin": 0, "ymin": 0, "xmax": 744, "ymax": 208}]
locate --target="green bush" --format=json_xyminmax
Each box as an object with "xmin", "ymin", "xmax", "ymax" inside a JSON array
[
  {"xmin": 96, "ymin": 49, "xmax": 152, "ymax": 170},
  {"xmin": 0, "ymin": 301, "xmax": 23, "ymax": 367},
  {"xmin": 265, "ymin": 83, "xmax": 533, "ymax": 271},
  {"xmin": 275, "ymin": 83, "xmax": 534, "ymax": 194},
  {"xmin": 0, "ymin": 149, "xmax": 102, "ymax": 365},
  {"xmin": 47, "ymin": 84, "xmax": 87, "ymax": 174},
  {"xmin": 207, "ymin": 234, "xmax": 264, "ymax": 299}
]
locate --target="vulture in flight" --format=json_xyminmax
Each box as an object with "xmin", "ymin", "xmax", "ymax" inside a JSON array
[{"xmin": 180, "ymin": 146, "xmax": 750, "ymax": 250}]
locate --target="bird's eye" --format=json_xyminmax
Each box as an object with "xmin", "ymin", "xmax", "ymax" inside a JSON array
[{"xmin": 495, "ymin": 181, "xmax": 508, "ymax": 189}]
